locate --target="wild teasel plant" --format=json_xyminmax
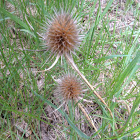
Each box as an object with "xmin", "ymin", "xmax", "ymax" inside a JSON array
[
  {"xmin": 39, "ymin": 10, "xmax": 114, "ymax": 119},
  {"xmin": 43, "ymin": 10, "xmax": 114, "ymax": 119},
  {"xmin": 26, "ymin": 9, "xmax": 114, "ymax": 121},
  {"xmin": 54, "ymin": 73, "xmax": 101, "ymax": 138}
]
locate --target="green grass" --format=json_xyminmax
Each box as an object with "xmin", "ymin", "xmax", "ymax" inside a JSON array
[{"xmin": 0, "ymin": 0, "xmax": 140, "ymax": 139}]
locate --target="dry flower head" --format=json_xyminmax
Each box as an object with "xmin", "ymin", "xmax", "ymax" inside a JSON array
[
  {"xmin": 45, "ymin": 11, "xmax": 81, "ymax": 56},
  {"xmin": 55, "ymin": 73, "xmax": 83, "ymax": 101},
  {"xmin": 37, "ymin": 10, "xmax": 82, "ymax": 71}
]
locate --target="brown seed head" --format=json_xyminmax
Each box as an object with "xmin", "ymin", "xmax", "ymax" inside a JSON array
[
  {"xmin": 46, "ymin": 12, "xmax": 80, "ymax": 55},
  {"xmin": 55, "ymin": 74, "xmax": 82, "ymax": 100}
]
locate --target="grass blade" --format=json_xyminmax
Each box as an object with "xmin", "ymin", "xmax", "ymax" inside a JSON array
[{"xmin": 0, "ymin": 8, "xmax": 29, "ymax": 30}]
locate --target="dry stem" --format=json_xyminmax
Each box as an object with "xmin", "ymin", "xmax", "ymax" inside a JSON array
[
  {"xmin": 75, "ymin": 99, "xmax": 101, "ymax": 138},
  {"xmin": 65, "ymin": 54, "xmax": 115, "ymax": 122}
]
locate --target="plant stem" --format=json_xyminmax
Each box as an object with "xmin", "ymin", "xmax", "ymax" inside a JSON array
[{"xmin": 65, "ymin": 54, "xmax": 114, "ymax": 119}]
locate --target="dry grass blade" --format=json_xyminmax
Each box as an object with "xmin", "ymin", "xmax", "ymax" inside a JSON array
[
  {"xmin": 75, "ymin": 99, "xmax": 101, "ymax": 138},
  {"xmin": 116, "ymin": 100, "xmax": 131, "ymax": 114}
]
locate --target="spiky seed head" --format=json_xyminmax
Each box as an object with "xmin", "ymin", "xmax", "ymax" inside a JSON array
[
  {"xmin": 45, "ymin": 11, "xmax": 80, "ymax": 55},
  {"xmin": 55, "ymin": 73, "xmax": 82, "ymax": 100}
]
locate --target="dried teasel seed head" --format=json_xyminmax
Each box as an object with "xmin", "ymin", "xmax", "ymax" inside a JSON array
[
  {"xmin": 45, "ymin": 11, "xmax": 81, "ymax": 56},
  {"xmin": 55, "ymin": 73, "xmax": 83, "ymax": 101}
]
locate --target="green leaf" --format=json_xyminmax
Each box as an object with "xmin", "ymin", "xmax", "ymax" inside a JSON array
[
  {"xmin": 124, "ymin": 32, "xmax": 140, "ymax": 66},
  {"xmin": 105, "ymin": 55, "xmax": 131, "ymax": 59},
  {"xmin": 128, "ymin": 125, "xmax": 140, "ymax": 135},
  {"xmin": 20, "ymin": 29, "xmax": 36, "ymax": 37},
  {"xmin": 100, "ymin": 0, "xmax": 113, "ymax": 19},
  {"xmin": 65, "ymin": 113, "xmax": 90, "ymax": 139},
  {"xmin": 111, "ymin": 50, "xmax": 140, "ymax": 99},
  {"xmin": 110, "ymin": 124, "xmax": 140, "ymax": 139},
  {"xmin": 0, "ymin": 8, "xmax": 29, "ymax": 30},
  {"xmin": 122, "ymin": 96, "xmax": 140, "ymax": 132}
]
